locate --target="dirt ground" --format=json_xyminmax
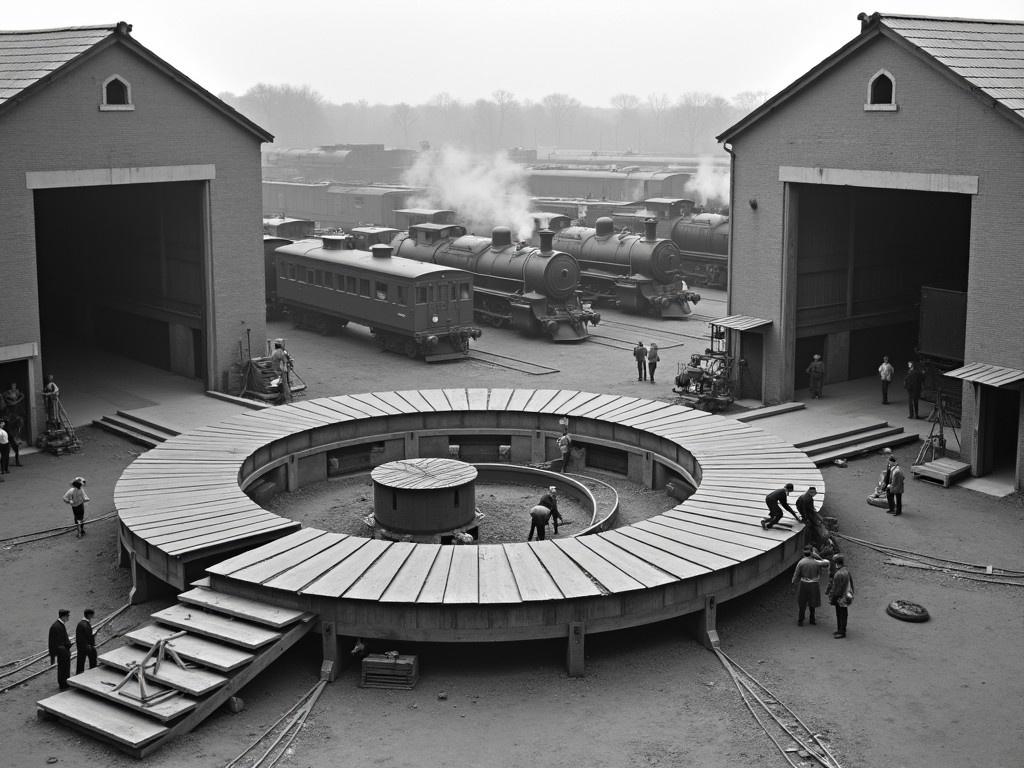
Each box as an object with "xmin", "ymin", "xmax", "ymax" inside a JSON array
[
  {"xmin": 1, "ymin": 426, "xmax": 1022, "ymax": 768},
  {"xmin": 2, "ymin": 306, "xmax": 1023, "ymax": 768}
]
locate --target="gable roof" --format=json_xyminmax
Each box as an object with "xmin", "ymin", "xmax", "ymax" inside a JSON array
[
  {"xmin": 0, "ymin": 21, "xmax": 272, "ymax": 141},
  {"xmin": 718, "ymin": 12, "xmax": 1024, "ymax": 143}
]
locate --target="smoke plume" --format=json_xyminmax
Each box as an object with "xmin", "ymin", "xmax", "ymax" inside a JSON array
[
  {"xmin": 683, "ymin": 158, "xmax": 730, "ymax": 207},
  {"xmin": 403, "ymin": 147, "xmax": 534, "ymax": 241}
]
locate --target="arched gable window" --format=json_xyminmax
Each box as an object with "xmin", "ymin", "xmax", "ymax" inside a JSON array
[
  {"xmin": 100, "ymin": 75, "xmax": 134, "ymax": 111},
  {"xmin": 865, "ymin": 69, "xmax": 897, "ymax": 112}
]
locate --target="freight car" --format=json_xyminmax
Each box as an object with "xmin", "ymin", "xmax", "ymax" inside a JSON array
[
  {"xmin": 391, "ymin": 224, "xmax": 600, "ymax": 342},
  {"xmin": 273, "ymin": 236, "xmax": 481, "ymax": 361},
  {"xmin": 551, "ymin": 217, "xmax": 701, "ymax": 318},
  {"xmin": 613, "ymin": 199, "xmax": 729, "ymax": 289}
]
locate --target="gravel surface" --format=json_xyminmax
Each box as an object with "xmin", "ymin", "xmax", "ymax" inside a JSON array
[{"xmin": 264, "ymin": 469, "xmax": 676, "ymax": 543}]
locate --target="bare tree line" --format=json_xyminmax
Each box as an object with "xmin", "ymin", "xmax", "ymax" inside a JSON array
[{"xmin": 220, "ymin": 85, "xmax": 770, "ymax": 154}]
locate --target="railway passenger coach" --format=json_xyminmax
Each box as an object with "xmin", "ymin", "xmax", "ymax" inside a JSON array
[
  {"xmin": 273, "ymin": 237, "xmax": 481, "ymax": 361},
  {"xmin": 392, "ymin": 224, "xmax": 600, "ymax": 342}
]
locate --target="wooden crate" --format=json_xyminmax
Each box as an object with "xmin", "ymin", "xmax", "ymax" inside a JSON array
[{"xmin": 359, "ymin": 654, "xmax": 419, "ymax": 690}]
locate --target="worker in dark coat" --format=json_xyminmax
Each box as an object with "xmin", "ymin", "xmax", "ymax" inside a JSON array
[
  {"xmin": 826, "ymin": 554, "xmax": 855, "ymax": 638},
  {"xmin": 48, "ymin": 609, "xmax": 72, "ymax": 690},
  {"xmin": 75, "ymin": 608, "xmax": 97, "ymax": 674},
  {"xmin": 538, "ymin": 486, "xmax": 562, "ymax": 534},
  {"xmin": 761, "ymin": 483, "xmax": 798, "ymax": 529},
  {"xmin": 904, "ymin": 361, "xmax": 924, "ymax": 418},
  {"xmin": 796, "ymin": 486, "xmax": 825, "ymax": 545},
  {"xmin": 633, "ymin": 341, "xmax": 648, "ymax": 381}
]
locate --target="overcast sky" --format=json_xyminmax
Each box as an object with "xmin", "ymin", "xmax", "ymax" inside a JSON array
[{"xmin": 6, "ymin": 1, "xmax": 1022, "ymax": 106}]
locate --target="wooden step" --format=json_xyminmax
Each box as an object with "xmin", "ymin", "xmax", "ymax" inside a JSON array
[
  {"xmin": 912, "ymin": 457, "xmax": 971, "ymax": 487},
  {"xmin": 99, "ymin": 645, "xmax": 229, "ymax": 697},
  {"xmin": 91, "ymin": 416, "xmax": 161, "ymax": 449},
  {"xmin": 125, "ymin": 625, "xmax": 254, "ymax": 673},
  {"xmin": 37, "ymin": 689, "xmax": 169, "ymax": 751},
  {"xmin": 68, "ymin": 667, "xmax": 197, "ymax": 723},
  {"xmin": 811, "ymin": 432, "xmax": 920, "ymax": 465},
  {"xmin": 190, "ymin": 576, "xmax": 212, "ymax": 589},
  {"xmin": 177, "ymin": 588, "xmax": 312, "ymax": 629},
  {"xmin": 734, "ymin": 402, "xmax": 806, "ymax": 422},
  {"xmin": 800, "ymin": 425, "xmax": 905, "ymax": 455},
  {"xmin": 115, "ymin": 410, "xmax": 182, "ymax": 438},
  {"xmin": 792, "ymin": 421, "xmax": 891, "ymax": 450},
  {"xmin": 150, "ymin": 604, "xmax": 282, "ymax": 650}
]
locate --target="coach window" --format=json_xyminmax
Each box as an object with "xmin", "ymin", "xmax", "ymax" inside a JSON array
[
  {"xmin": 335, "ymin": 274, "xmax": 345, "ymax": 291},
  {"xmin": 347, "ymin": 276, "xmax": 357, "ymax": 293},
  {"xmin": 305, "ymin": 269, "xmax": 315, "ymax": 283},
  {"xmin": 865, "ymin": 69, "xmax": 897, "ymax": 111},
  {"xmin": 100, "ymin": 75, "xmax": 134, "ymax": 111},
  {"xmin": 359, "ymin": 279, "xmax": 370, "ymax": 297},
  {"xmin": 460, "ymin": 282, "xmax": 471, "ymax": 300},
  {"xmin": 416, "ymin": 286, "xmax": 428, "ymax": 304},
  {"xmin": 375, "ymin": 281, "xmax": 388, "ymax": 300},
  {"xmin": 396, "ymin": 285, "xmax": 407, "ymax": 305},
  {"xmin": 438, "ymin": 284, "xmax": 449, "ymax": 301},
  {"xmin": 315, "ymin": 270, "xmax": 324, "ymax": 286},
  {"xmin": 287, "ymin": 264, "xmax": 297, "ymax": 280}
]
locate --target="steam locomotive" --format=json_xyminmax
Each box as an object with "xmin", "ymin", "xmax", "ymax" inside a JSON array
[
  {"xmin": 549, "ymin": 216, "xmax": 701, "ymax": 318},
  {"xmin": 612, "ymin": 199, "xmax": 729, "ymax": 289},
  {"xmin": 272, "ymin": 236, "xmax": 482, "ymax": 361},
  {"xmin": 391, "ymin": 224, "xmax": 600, "ymax": 342}
]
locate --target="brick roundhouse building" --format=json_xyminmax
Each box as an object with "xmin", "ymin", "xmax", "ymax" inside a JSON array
[
  {"xmin": 716, "ymin": 13, "xmax": 1024, "ymax": 490},
  {"xmin": 0, "ymin": 22, "xmax": 271, "ymax": 436}
]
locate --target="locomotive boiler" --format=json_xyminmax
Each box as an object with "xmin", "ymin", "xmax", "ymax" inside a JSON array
[
  {"xmin": 391, "ymin": 223, "xmax": 600, "ymax": 341},
  {"xmin": 613, "ymin": 199, "xmax": 729, "ymax": 290},
  {"xmin": 551, "ymin": 217, "xmax": 701, "ymax": 318}
]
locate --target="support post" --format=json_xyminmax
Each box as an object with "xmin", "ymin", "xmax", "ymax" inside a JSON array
[
  {"xmin": 566, "ymin": 621, "xmax": 585, "ymax": 677},
  {"xmin": 128, "ymin": 551, "xmax": 154, "ymax": 605},
  {"xmin": 286, "ymin": 455, "xmax": 298, "ymax": 492},
  {"xmin": 321, "ymin": 620, "xmax": 338, "ymax": 682},
  {"xmin": 695, "ymin": 595, "xmax": 719, "ymax": 649}
]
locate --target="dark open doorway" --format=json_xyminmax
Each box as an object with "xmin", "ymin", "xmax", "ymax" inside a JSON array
[{"xmin": 33, "ymin": 181, "xmax": 208, "ymax": 381}]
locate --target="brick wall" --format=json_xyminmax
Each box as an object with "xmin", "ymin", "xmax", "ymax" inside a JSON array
[
  {"xmin": 0, "ymin": 39, "xmax": 268, "ymax": 394},
  {"xmin": 727, "ymin": 34, "xmax": 1024, "ymax": 423}
]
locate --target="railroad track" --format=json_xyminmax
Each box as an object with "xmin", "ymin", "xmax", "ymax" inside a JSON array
[
  {"xmin": 467, "ymin": 349, "xmax": 560, "ymax": 375},
  {"xmin": 715, "ymin": 648, "xmax": 844, "ymax": 768}
]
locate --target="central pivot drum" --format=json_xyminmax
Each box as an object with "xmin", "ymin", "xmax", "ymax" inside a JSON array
[{"xmin": 370, "ymin": 457, "xmax": 480, "ymax": 543}]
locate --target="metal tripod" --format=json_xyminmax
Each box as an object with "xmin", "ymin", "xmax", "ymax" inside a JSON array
[{"xmin": 915, "ymin": 392, "xmax": 961, "ymax": 465}]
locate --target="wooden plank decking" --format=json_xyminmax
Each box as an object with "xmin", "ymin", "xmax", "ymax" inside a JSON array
[{"xmin": 115, "ymin": 389, "xmax": 822, "ymax": 638}]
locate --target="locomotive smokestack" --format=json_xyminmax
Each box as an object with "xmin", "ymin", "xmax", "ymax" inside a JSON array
[
  {"xmin": 371, "ymin": 244, "xmax": 392, "ymax": 258},
  {"xmin": 539, "ymin": 229, "xmax": 554, "ymax": 252},
  {"xmin": 596, "ymin": 217, "xmax": 614, "ymax": 237},
  {"xmin": 491, "ymin": 226, "xmax": 512, "ymax": 248},
  {"xmin": 321, "ymin": 235, "xmax": 346, "ymax": 250},
  {"xmin": 644, "ymin": 218, "xmax": 657, "ymax": 241}
]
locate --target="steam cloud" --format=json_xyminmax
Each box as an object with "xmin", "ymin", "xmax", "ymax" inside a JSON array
[
  {"xmin": 403, "ymin": 147, "xmax": 534, "ymax": 241},
  {"xmin": 683, "ymin": 158, "xmax": 730, "ymax": 206}
]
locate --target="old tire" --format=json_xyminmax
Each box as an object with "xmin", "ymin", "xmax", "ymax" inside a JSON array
[{"xmin": 886, "ymin": 600, "xmax": 930, "ymax": 622}]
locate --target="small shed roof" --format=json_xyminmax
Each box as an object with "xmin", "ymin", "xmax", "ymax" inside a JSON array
[
  {"xmin": 0, "ymin": 21, "xmax": 272, "ymax": 140},
  {"xmin": 945, "ymin": 362, "xmax": 1024, "ymax": 387},
  {"xmin": 719, "ymin": 13, "xmax": 1024, "ymax": 143},
  {"xmin": 712, "ymin": 315, "xmax": 773, "ymax": 332}
]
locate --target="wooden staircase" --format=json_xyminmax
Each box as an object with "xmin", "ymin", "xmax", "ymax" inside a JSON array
[
  {"xmin": 92, "ymin": 410, "xmax": 181, "ymax": 449},
  {"xmin": 794, "ymin": 421, "xmax": 919, "ymax": 466},
  {"xmin": 37, "ymin": 581, "xmax": 316, "ymax": 757}
]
